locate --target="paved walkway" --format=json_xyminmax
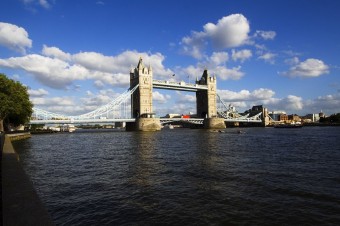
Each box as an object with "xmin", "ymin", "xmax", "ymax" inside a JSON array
[{"xmin": 2, "ymin": 134, "xmax": 54, "ymax": 226}]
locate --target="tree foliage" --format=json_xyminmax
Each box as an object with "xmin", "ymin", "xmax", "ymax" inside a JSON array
[
  {"xmin": 319, "ymin": 113, "xmax": 340, "ymax": 123},
  {"xmin": 0, "ymin": 73, "xmax": 33, "ymax": 131}
]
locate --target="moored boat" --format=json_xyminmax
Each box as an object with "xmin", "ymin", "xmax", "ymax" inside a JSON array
[
  {"xmin": 163, "ymin": 124, "xmax": 174, "ymax": 129},
  {"xmin": 274, "ymin": 123, "xmax": 303, "ymax": 128}
]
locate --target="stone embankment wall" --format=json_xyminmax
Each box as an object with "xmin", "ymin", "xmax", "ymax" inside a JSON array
[
  {"xmin": 1, "ymin": 133, "xmax": 54, "ymax": 226},
  {"xmin": 6, "ymin": 132, "xmax": 31, "ymax": 141}
]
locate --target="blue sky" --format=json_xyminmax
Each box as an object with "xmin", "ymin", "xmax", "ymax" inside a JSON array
[{"xmin": 1, "ymin": 0, "xmax": 340, "ymax": 117}]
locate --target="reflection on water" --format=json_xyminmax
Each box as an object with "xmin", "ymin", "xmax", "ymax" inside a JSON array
[
  {"xmin": 129, "ymin": 132, "xmax": 159, "ymax": 188},
  {"xmin": 13, "ymin": 127, "xmax": 340, "ymax": 225}
]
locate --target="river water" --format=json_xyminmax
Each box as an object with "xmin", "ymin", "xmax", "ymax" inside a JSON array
[{"xmin": 13, "ymin": 127, "xmax": 340, "ymax": 225}]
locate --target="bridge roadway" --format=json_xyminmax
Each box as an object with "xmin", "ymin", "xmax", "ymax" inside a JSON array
[
  {"xmin": 29, "ymin": 117, "xmax": 262, "ymax": 125},
  {"xmin": 152, "ymin": 80, "xmax": 208, "ymax": 92}
]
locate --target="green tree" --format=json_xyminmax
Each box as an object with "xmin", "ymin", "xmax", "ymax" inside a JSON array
[
  {"xmin": 329, "ymin": 113, "xmax": 340, "ymax": 123},
  {"xmin": 319, "ymin": 113, "xmax": 340, "ymax": 123},
  {"xmin": 0, "ymin": 73, "xmax": 33, "ymax": 131}
]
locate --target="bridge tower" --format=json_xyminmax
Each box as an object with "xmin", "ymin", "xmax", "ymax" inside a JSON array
[
  {"xmin": 196, "ymin": 70, "xmax": 226, "ymax": 129},
  {"xmin": 127, "ymin": 57, "xmax": 161, "ymax": 131},
  {"xmin": 130, "ymin": 57, "xmax": 153, "ymax": 118},
  {"xmin": 196, "ymin": 69, "xmax": 217, "ymax": 118}
]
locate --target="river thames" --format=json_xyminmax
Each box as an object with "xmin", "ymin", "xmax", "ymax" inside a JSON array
[{"xmin": 13, "ymin": 127, "xmax": 340, "ymax": 225}]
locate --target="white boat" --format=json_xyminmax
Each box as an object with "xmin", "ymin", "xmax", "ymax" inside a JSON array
[
  {"xmin": 163, "ymin": 124, "xmax": 174, "ymax": 129},
  {"xmin": 62, "ymin": 124, "xmax": 77, "ymax": 132},
  {"xmin": 68, "ymin": 125, "xmax": 76, "ymax": 132}
]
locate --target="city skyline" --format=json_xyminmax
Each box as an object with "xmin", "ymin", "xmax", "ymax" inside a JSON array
[{"xmin": 1, "ymin": 0, "xmax": 340, "ymax": 117}]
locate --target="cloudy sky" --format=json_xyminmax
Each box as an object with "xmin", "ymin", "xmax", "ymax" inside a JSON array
[{"xmin": 1, "ymin": 0, "xmax": 340, "ymax": 117}]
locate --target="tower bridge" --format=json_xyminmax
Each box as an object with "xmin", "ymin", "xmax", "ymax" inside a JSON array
[
  {"xmin": 128, "ymin": 57, "xmax": 226, "ymax": 131},
  {"xmin": 30, "ymin": 58, "xmax": 265, "ymax": 131}
]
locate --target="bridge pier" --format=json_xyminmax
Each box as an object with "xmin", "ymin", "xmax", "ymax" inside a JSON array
[
  {"xmin": 126, "ymin": 118, "xmax": 161, "ymax": 132},
  {"xmin": 203, "ymin": 118, "xmax": 226, "ymax": 129}
]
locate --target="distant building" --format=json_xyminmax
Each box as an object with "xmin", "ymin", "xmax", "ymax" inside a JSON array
[
  {"xmin": 288, "ymin": 114, "xmax": 301, "ymax": 122},
  {"xmin": 304, "ymin": 114, "xmax": 320, "ymax": 122},
  {"xmin": 268, "ymin": 111, "xmax": 286, "ymax": 121},
  {"xmin": 278, "ymin": 114, "xmax": 288, "ymax": 122},
  {"xmin": 245, "ymin": 105, "xmax": 269, "ymax": 126},
  {"xmin": 319, "ymin": 110, "xmax": 325, "ymax": 118},
  {"xmin": 251, "ymin": 105, "xmax": 264, "ymax": 112}
]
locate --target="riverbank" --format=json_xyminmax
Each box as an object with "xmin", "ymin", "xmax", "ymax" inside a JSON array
[
  {"xmin": 1, "ymin": 133, "xmax": 54, "ymax": 225},
  {"xmin": 5, "ymin": 132, "xmax": 31, "ymax": 141}
]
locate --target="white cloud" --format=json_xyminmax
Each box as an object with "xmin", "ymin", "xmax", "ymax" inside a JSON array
[
  {"xmin": 42, "ymin": 45, "xmax": 71, "ymax": 61},
  {"xmin": 218, "ymin": 88, "xmax": 275, "ymax": 102},
  {"xmin": 176, "ymin": 92, "xmax": 196, "ymax": 103},
  {"xmin": 258, "ymin": 52, "xmax": 276, "ymax": 64},
  {"xmin": 279, "ymin": 95, "xmax": 303, "ymax": 111},
  {"xmin": 94, "ymin": 80, "xmax": 105, "ymax": 88},
  {"xmin": 214, "ymin": 66, "xmax": 244, "ymax": 80},
  {"xmin": 204, "ymin": 14, "xmax": 250, "ymax": 49},
  {"xmin": 178, "ymin": 63, "xmax": 244, "ymax": 82},
  {"xmin": 86, "ymin": 90, "xmax": 93, "ymax": 96},
  {"xmin": 0, "ymin": 49, "xmax": 172, "ymax": 89},
  {"xmin": 28, "ymin": 88, "xmax": 49, "ymax": 97},
  {"xmin": 231, "ymin": 49, "xmax": 252, "ymax": 62},
  {"xmin": 36, "ymin": 105, "xmax": 96, "ymax": 116},
  {"xmin": 163, "ymin": 103, "xmax": 195, "ymax": 115},
  {"xmin": 179, "ymin": 65, "xmax": 203, "ymax": 81},
  {"xmin": 283, "ymin": 50, "xmax": 301, "ymax": 57},
  {"xmin": 255, "ymin": 44, "xmax": 267, "ymax": 51},
  {"xmin": 0, "ymin": 54, "xmax": 90, "ymax": 88},
  {"xmin": 209, "ymin": 52, "xmax": 229, "ymax": 65},
  {"xmin": 0, "ymin": 22, "xmax": 32, "ymax": 54},
  {"xmin": 23, "ymin": 0, "xmax": 51, "ymax": 9},
  {"xmin": 256, "ymin": 95, "xmax": 304, "ymax": 113},
  {"xmin": 216, "ymin": 88, "xmax": 307, "ymax": 114},
  {"xmin": 93, "ymin": 72, "xmax": 130, "ymax": 87},
  {"xmin": 72, "ymin": 51, "xmax": 117, "ymax": 73},
  {"xmin": 204, "ymin": 51, "xmax": 246, "ymax": 80},
  {"xmin": 80, "ymin": 93, "xmax": 113, "ymax": 106},
  {"xmin": 284, "ymin": 57, "xmax": 299, "ymax": 65},
  {"xmin": 153, "ymin": 91, "xmax": 171, "ymax": 104},
  {"xmin": 180, "ymin": 14, "xmax": 250, "ymax": 58},
  {"xmin": 75, "ymin": 89, "xmax": 125, "ymax": 116},
  {"xmin": 31, "ymin": 89, "xmax": 127, "ymax": 116},
  {"xmin": 217, "ymin": 87, "xmax": 339, "ymax": 115},
  {"xmin": 73, "ymin": 50, "xmax": 172, "ymax": 78},
  {"xmin": 305, "ymin": 93, "xmax": 340, "ymax": 114},
  {"xmin": 39, "ymin": 0, "xmax": 50, "ymax": 8},
  {"xmin": 252, "ymin": 88, "xmax": 276, "ymax": 100},
  {"xmin": 176, "ymin": 50, "xmax": 245, "ymax": 82},
  {"xmin": 181, "ymin": 31, "xmax": 207, "ymax": 59},
  {"xmin": 255, "ymin": 30, "xmax": 276, "ymax": 40},
  {"xmin": 283, "ymin": 58, "xmax": 329, "ymax": 78},
  {"xmin": 153, "ymin": 92, "xmax": 196, "ymax": 116},
  {"xmin": 31, "ymin": 97, "xmax": 75, "ymax": 106}
]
